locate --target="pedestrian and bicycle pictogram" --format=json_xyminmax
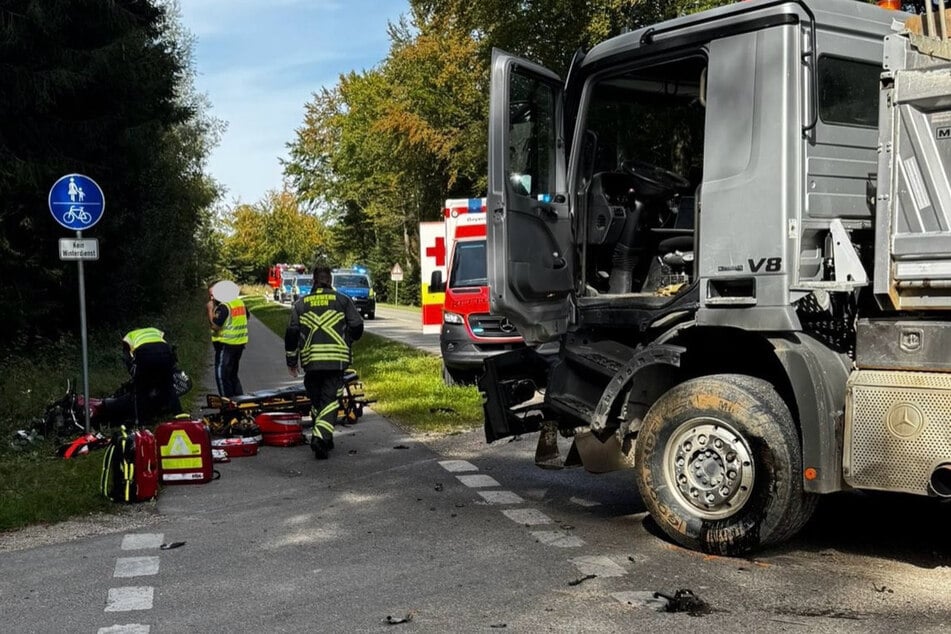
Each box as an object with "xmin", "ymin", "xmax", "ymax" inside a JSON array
[{"xmin": 48, "ymin": 173, "xmax": 105, "ymax": 231}]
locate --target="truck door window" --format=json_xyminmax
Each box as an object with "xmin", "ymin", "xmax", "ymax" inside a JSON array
[
  {"xmin": 509, "ymin": 70, "xmax": 557, "ymax": 200},
  {"xmin": 817, "ymin": 56, "xmax": 880, "ymax": 128}
]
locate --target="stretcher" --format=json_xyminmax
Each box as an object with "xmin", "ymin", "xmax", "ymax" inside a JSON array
[{"xmin": 203, "ymin": 370, "xmax": 375, "ymax": 437}]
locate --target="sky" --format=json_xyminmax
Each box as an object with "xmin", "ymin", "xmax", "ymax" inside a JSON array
[{"xmin": 178, "ymin": 0, "xmax": 410, "ymax": 206}]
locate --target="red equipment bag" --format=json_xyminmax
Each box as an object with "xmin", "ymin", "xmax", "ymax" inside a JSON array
[
  {"xmin": 254, "ymin": 412, "xmax": 305, "ymax": 447},
  {"xmin": 100, "ymin": 426, "xmax": 159, "ymax": 503},
  {"xmin": 211, "ymin": 435, "xmax": 260, "ymax": 457},
  {"xmin": 155, "ymin": 418, "xmax": 214, "ymax": 484}
]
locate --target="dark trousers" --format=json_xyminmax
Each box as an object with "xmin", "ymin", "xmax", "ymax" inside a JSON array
[
  {"xmin": 105, "ymin": 342, "xmax": 182, "ymax": 425},
  {"xmin": 304, "ymin": 369, "xmax": 343, "ymax": 441},
  {"xmin": 214, "ymin": 343, "xmax": 245, "ymax": 397}
]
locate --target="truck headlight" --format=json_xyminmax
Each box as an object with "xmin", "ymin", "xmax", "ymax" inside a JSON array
[{"xmin": 443, "ymin": 311, "xmax": 464, "ymax": 325}]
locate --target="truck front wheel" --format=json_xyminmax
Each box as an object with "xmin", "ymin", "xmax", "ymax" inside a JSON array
[{"xmin": 634, "ymin": 374, "xmax": 816, "ymax": 555}]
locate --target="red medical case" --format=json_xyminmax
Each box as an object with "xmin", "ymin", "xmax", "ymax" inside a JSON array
[
  {"xmin": 255, "ymin": 412, "xmax": 306, "ymax": 447},
  {"xmin": 211, "ymin": 435, "xmax": 260, "ymax": 457},
  {"xmin": 155, "ymin": 419, "xmax": 214, "ymax": 484}
]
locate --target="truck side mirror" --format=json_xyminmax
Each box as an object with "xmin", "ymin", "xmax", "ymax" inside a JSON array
[{"xmin": 430, "ymin": 270, "xmax": 446, "ymax": 292}]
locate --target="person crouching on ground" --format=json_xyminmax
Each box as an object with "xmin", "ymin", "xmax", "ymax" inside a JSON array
[
  {"xmin": 120, "ymin": 327, "xmax": 182, "ymax": 424},
  {"xmin": 284, "ymin": 265, "xmax": 364, "ymax": 459}
]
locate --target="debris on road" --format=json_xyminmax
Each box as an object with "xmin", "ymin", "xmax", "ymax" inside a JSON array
[
  {"xmin": 654, "ymin": 589, "xmax": 712, "ymax": 616},
  {"xmin": 160, "ymin": 541, "xmax": 186, "ymax": 550},
  {"xmin": 568, "ymin": 574, "xmax": 597, "ymax": 586},
  {"xmin": 383, "ymin": 613, "xmax": 414, "ymax": 625}
]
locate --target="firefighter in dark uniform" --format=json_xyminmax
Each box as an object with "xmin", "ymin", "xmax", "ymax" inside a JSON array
[
  {"xmin": 119, "ymin": 327, "xmax": 182, "ymax": 424},
  {"xmin": 285, "ymin": 266, "xmax": 364, "ymax": 459}
]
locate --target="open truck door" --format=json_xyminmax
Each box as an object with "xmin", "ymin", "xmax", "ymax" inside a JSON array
[{"xmin": 487, "ymin": 49, "xmax": 572, "ymax": 344}]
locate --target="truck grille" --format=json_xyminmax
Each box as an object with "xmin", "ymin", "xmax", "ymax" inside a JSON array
[
  {"xmin": 468, "ymin": 314, "xmax": 519, "ymax": 339},
  {"xmin": 844, "ymin": 370, "xmax": 951, "ymax": 495}
]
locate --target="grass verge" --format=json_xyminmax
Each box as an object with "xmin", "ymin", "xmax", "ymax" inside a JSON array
[
  {"xmin": 243, "ymin": 292, "xmax": 484, "ymax": 435},
  {"xmin": 0, "ymin": 289, "xmax": 213, "ymax": 532}
]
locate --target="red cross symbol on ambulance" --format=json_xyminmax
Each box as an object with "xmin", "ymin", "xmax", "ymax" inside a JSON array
[{"xmin": 425, "ymin": 236, "xmax": 446, "ymax": 267}]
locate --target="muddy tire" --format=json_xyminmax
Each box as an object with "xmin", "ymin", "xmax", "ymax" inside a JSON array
[{"xmin": 634, "ymin": 374, "xmax": 816, "ymax": 555}]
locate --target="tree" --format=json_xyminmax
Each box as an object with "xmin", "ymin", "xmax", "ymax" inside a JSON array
[
  {"xmin": 221, "ymin": 190, "xmax": 328, "ymax": 281},
  {"xmin": 0, "ymin": 0, "xmax": 222, "ymax": 344}
]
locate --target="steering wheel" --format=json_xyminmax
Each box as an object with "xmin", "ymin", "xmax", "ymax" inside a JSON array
[{"xmin": 620, "ymin": 160, "xmax": 691, "ymax": 198}]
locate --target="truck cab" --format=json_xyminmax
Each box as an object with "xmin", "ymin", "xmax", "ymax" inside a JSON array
[{"xmin": 481, "ymin": 0, "xmax": 951, "ymax": 554}]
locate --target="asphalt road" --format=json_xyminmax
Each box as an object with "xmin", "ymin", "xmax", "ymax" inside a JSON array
[{"xmin": 2, "ymin": 306, "xmax": 951, "ymax": 632}]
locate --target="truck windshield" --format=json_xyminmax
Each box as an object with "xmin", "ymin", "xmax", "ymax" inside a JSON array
[{"xmin": 449, "ymin": 240, "xmax": 487, "ymax": 288}]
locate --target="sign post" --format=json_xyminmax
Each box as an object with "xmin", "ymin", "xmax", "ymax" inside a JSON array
[
  {"xmin": 49, "ymin": 173, "xmax": 105, "ymax": 433},
  {"xmin": 390, "ymin": 263, "xmax": 404, "ymax": 305}
]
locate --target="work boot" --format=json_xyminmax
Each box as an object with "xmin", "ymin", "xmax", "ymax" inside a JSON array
[{"xmin": 311, "ymin": 436, "xmax": 329, "ymax": 460}]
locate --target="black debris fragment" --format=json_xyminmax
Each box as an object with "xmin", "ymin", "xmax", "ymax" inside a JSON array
[
  {"xmin": 654, "ymin": 589, "xmax": 711, "ymax": 617},
  {"xmin": 384, "ymin": 613, "xmax": 414, "ymax": 625},
  {"xmin": 873, "ymin": 584, "xmax": 894, "ymax": 594},
  {"xmin": 434, "ymin": 483, "xmax": 443, "ymax": 491},
  {"xmin": 490, "ymin": 624, "xmax": 507, "ymax": 629},
  {"xmin": 160, "ymin": 541, "xmax": 186, "ymax": 550},
  {"xmin": 348, "ymin": 449, "xmax": 358, "ymax": 455},
  {"xmin": 568, "ymin": 574, "xmax": 597, "ymax": 586},
  {"xmin": 394, "ymin": 445, "xmax": 409, "ymax": 450}
]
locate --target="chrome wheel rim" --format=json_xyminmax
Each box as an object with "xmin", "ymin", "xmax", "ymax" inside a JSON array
[{"xmin": 662, "ymin": 417, "xmax": 755, "ymax": 520}]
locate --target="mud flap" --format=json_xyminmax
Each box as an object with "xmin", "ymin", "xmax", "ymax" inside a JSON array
[
  {"xmin": 572, "ymin": 429, "xmax": 635, "ymax": 473},
  {"xmin": 534, "ymin": 421, "xmax": 562, "ymax": 468}
]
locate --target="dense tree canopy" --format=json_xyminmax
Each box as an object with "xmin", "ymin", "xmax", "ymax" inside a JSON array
[
  {"xmin": 220, "ymin": 190, "xmax": 328, "ymax": 280},
  {"xmin": 0, "ymin": 0, "xmax": 220, "ymax": 346},
  {"xmin": 282, "ymin": 0, "xmax": 743, "ymax": 302}
]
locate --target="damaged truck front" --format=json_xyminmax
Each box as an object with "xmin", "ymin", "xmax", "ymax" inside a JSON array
[{"xmin": 481, "ymin": 0, "xmax": 951, "ymax": 555}]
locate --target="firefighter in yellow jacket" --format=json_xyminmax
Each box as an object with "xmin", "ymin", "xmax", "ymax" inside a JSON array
[
  {"xmin": 207, "ymin": 284, "xmax": 249, "ymax": 397},
  {"xmin": 284, "ymin": 265, "xmax": 364, "ymax": 459},
  {"xmin": 120, "ymin": 327, "xmax": 182, "ymax": 424}
]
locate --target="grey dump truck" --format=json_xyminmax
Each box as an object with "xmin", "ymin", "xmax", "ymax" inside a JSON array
[{"xmin": 481, "ymin": 0, "xmax": 951, "ymax": 554}]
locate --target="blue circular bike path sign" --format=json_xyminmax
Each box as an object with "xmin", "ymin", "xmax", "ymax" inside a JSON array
[{"xmin": 48, "ymin": 173, "xmax": 105, "ymax": 231}]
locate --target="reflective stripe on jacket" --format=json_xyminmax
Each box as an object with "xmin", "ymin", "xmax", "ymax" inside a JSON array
[
  {"xmin": 212, "ymin": 299, "xmax": 248, "ymax": 345},
  {"xmin": 285, "ymin": 288, "xmax": 363, "ymax": 371},
  {"xmin": 122, "ymin": 328, "xmax": 166, "ymax": 352}
]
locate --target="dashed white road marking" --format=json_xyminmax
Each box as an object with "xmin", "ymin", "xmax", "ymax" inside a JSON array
[
  {"xmin": 570, "ymin": 555, "xmax": 627, "ymax": 578},
  {"xmin": 502, "ymin": 508, "xmax": 552, "ymax": 525},
  {"xmin": 114, "ymin": 556, "xmax": 160, "ymax": 578},
  {"xmin": 569, "ymin": 496, "xmax": 601, "ymax": 507},
  {"xmin": 456, "ymin": 474, "xmax": 500, "ymax": 488},
  {"xmin": 121, "ymin": 534, "xmax": 164, "ymax": 551},
  {"xmin": 105, "ymin": 587, "xmax": 154, "ymax": 612},
  {"xmin": 477, "ymin": 490, "xmax": 525, "ymax": 504},
  {"xmin": 98, "ymin": 625, "xmax": 151, "ymax": 634},
  {"xmin": 531, "ymin": 530, "xmax": 585, "ymax": 548},
  {"xmin": 438, "ymin": 459, "xmax": 478, "ymax": 472}
]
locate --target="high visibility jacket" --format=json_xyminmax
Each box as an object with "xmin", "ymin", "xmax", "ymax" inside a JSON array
[
  {"xmin": 285, "ymin": 287, "xmax": 364, "ymax": 371},
  {"xmin": 212, "ymin": 299, "xmax": 248, "ymax": 346},
  {"xmin": 122, "ymin": 328, "xmax": 167, "ymax": 352}
]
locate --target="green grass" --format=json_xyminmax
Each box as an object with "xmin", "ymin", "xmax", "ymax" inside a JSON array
[
  {"xmin": 243, "ymin": 293, "xmax": 484, "ymax": 435},
  {"xmin": 0, "ymin": 289, "xmax": 214, "ymax": 532}
]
